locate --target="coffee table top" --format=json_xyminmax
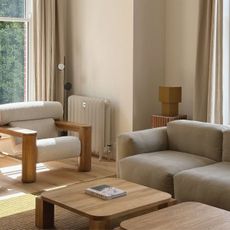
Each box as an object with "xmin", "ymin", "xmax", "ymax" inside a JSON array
[
  {"xmin": 41, "ymin": 178, "xmax": 171, "ymax": 219},
  {"xmin": 120, "ymin": 202, "xmax": 230, "ymax": 230}
]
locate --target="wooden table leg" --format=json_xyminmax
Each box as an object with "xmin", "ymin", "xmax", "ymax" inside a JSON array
[
  {"xmin": 35, "ymin": 196, "xmax": 54, "ymax": 228},
  {"xmin": 89, "ymin": 219, "xmax": 110, "ymax": 230}
]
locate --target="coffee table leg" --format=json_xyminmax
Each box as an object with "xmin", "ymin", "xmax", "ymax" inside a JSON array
[
  {"xmin": 89, "ymin": 219, "xmax": 110, "ymax": 230},
  {"xmin": 35, "ymin": 196, "xmax": 54, "ymax": 228}
]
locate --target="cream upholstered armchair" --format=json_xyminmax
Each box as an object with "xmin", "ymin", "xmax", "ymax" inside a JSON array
[{"xmin": 0, "ymin": 101, "xmax": 91, "ymax": 183}]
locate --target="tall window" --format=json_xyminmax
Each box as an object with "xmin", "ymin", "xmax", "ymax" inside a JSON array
[{"xmin": 0, "ymin": 0, "xmax": 32, "ymax": 104}]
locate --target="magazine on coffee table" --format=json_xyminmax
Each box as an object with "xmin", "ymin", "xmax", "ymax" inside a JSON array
[{"xmin": 85, "ymin": 184, "xmax": 127, "ymax": 200}]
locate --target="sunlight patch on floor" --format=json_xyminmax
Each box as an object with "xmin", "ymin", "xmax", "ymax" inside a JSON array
[
  {"xmin": 44, "ymin": 184, "xmax": 68, "ymax": 192},
  {"xmin": 0, "ymin": 194, "xmax": 35, "ymax": 218},
  {"xmin": 0, "ymin": 187, "xmax": 27, "ymax": 201},
  {"xmin": 0, "ymin": 163, "xmax": 50, "ymax": 179}
]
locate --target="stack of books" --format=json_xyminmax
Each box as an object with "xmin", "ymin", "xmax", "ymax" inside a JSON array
[{"xmin": 85, "ymin": 184, "xmax": 127, "ymax": 200}]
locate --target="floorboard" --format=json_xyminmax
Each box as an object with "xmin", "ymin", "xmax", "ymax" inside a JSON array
[{"xmin": 0, "ymin": 154, "xmax": 116, "ymax": 198}]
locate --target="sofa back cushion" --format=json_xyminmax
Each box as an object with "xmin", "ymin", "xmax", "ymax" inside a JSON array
[
  {"xmin": 167, "ymin": 120, "xmax": 223, "ymax": 161},
  {"xmin": 223, "ymin": 129, "xmax": 230, "ymax": 161}
]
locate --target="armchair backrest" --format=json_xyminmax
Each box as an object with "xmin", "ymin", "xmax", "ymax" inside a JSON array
[
  {"xmin": 167, "ymin": 120, "xmax": 223, "ymax": 161},
  {"xmin": 0, "ymin": 101, "xmax": 63, "ymax": 139},
  {"xmin": 10, "ymin": 118, "xmax": 58, "ymax": 139}
]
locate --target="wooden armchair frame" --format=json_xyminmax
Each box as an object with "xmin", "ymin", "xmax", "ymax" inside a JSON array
[{"xmin": 0, "ymin": 121, "xmax": 92, "ymax": 183}]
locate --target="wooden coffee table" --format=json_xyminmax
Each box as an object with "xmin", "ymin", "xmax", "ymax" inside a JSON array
[
  {"xmin": 120, "ymin": 202, "xmax": 230, "ymax": 230},
  {"xmin": 35, "ymin": 178, "xmax": 171, "ymax": 230}
]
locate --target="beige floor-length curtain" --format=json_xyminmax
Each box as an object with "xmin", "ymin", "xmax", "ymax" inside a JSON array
[
  {"xmin": 193, "ymin": 0, "xmax": 223, "ymax": 123},
  {"xmin": 31, "ymin": 0, "xmax": 66, "ymax": 103}
]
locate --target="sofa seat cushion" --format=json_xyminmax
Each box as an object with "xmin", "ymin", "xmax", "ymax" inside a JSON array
[
  {"xmin": 37, "ymin": 136, "xmax": 81, "ymax": 163},
  {"xmin": 119, "ymin": 150, "xmax": 215, "ymax": 195},
  {"xmin": 174, "ymin": 162, "xmax": 230, "ymax": 211}
]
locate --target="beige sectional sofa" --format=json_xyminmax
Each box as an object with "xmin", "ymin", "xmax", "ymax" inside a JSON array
[{"xmin": 117, "ymin": 120, "xmax": 230, "ymax": 210}]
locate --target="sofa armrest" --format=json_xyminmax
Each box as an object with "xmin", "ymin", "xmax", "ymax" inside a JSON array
[{"xmin": 116, "ymin": 127, "xmax": 168, "ymax": 162}]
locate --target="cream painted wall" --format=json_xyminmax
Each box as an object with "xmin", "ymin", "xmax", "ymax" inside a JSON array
[
  {"xmin": 65, "ymin": 0, "xmax": 200, "ymax": 156},
  {"xmin": 133, "ymin": 0, "xmax": 165, "ymax": 130},
  {"xmin": 165, "ymin": 0, "xmax": 199, "ymax": 118},
  {"xmin": 66, "ymin": 0, "xmax": 133, "ymax": 150}
]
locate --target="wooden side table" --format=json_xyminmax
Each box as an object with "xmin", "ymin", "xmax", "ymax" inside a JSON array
[{"xmin": 152, "ymin": 114, "xmax": 187, "ymax": 128}]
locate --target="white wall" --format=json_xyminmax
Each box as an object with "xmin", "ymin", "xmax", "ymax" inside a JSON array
[
  {"xmin": 66, "ymin": 0, "xmax": 134, "ymax": 151},
  {"xmin": 165, "ymin": 0, "xmax": 199, "ymax": 118},
  {"xmin": 133, "ymin": 0, "xmax": 198, "ymax": 127},
  {"xmin": 65, "ymin": 0, "xmax": 200, "ymax": 156},
  {"xmin": 133, "ymin": 0, "xmax": 165, "ymax": 130}
]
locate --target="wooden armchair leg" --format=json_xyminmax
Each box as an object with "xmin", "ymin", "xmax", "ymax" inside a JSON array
[
  {"xmin": 22, "ymin": 134, "xmax": 37, "ymax": 183},
  {"xmin": 78, "ymin": 126, "xmax": 92, "ymax": 172}
]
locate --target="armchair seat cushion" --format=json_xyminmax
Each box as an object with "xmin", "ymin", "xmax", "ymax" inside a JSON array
[
  {"xmin": 119, "ymin": 150, "xmax": 215, "ymax": 195},
  {"xmin": 174, "ymin": 162, "xmax": 230, "ymax": 211},
  {"xmin": 37, "ymin": 136, "xmax": 81, "ymax": 163}
]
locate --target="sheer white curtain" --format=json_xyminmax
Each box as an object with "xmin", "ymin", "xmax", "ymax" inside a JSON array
[
  {"xmin": 31, "ymin": 0, "xmax": 66, "ymax": 103},
  {"xmin": 194, "ymin": 0, "xmax": 224, "ymax": 124}
]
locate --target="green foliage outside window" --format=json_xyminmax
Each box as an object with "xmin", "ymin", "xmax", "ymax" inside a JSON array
[
  {"xmin": 0, "ymin": 0, "xmax": 25, "ymax": 18},
  {"xmin": 0, "ymin": 0, "xmax": 26, "ymax": 104},
  {"xmin": 0, "ymin": 22, "xmax": 25, "ymax": 104}
]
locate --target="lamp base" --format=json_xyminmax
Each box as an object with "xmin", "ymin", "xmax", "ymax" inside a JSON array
[{"xmin": 161, "ymin": 103, "xmax": 179, "ymax": 116}]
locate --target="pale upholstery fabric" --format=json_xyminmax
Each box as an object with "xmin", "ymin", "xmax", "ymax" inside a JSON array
[
  {"xmin": 0, "ymin": 101, "xmax": 63, "ymax": 125},
  {"xmin": 0, "ymin": 101, "xmax": 82, "ymax": 177},
  {"xmin": 116, "ymin": 127, "xmax": 168, "ymax": 176},
  {"xmin": 117, "ymin": 127, "xmax": 168, "ymax": 161},
  {"xmin": 174, "ymin": 162, "xmax": 230, "ymax": 211},
  {"xmin": 223, "ymin": 130, "xmax": 230, "ymax": 161},
  {"xmin": 167, "ymin": 120, "xmax": 223, "ymax": 161},
  {"xmin": 119, "ymin": 150, "xmax": 215, "ymax": 195},
  {"xmin": 37, "ymin": 136, "xmax": 81, "ymax": 162},
  {"xmin": 10, "ymin": 118, "xmax": 58, "ymax": 140}
]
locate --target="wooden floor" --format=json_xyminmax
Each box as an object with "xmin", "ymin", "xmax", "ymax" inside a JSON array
[{"xmin": 0, "ymin": 154, "xmax": 116, "ymax": 199}]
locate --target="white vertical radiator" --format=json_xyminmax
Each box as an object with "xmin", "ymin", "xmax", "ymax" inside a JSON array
[{"xmin": 68, "ymin": 95, "xmax": 111, "ymax": 159}]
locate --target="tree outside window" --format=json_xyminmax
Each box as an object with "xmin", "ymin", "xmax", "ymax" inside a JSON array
[{"xmin": 0, "ymin": 0, "xmax": 30, "ymax": 104}]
